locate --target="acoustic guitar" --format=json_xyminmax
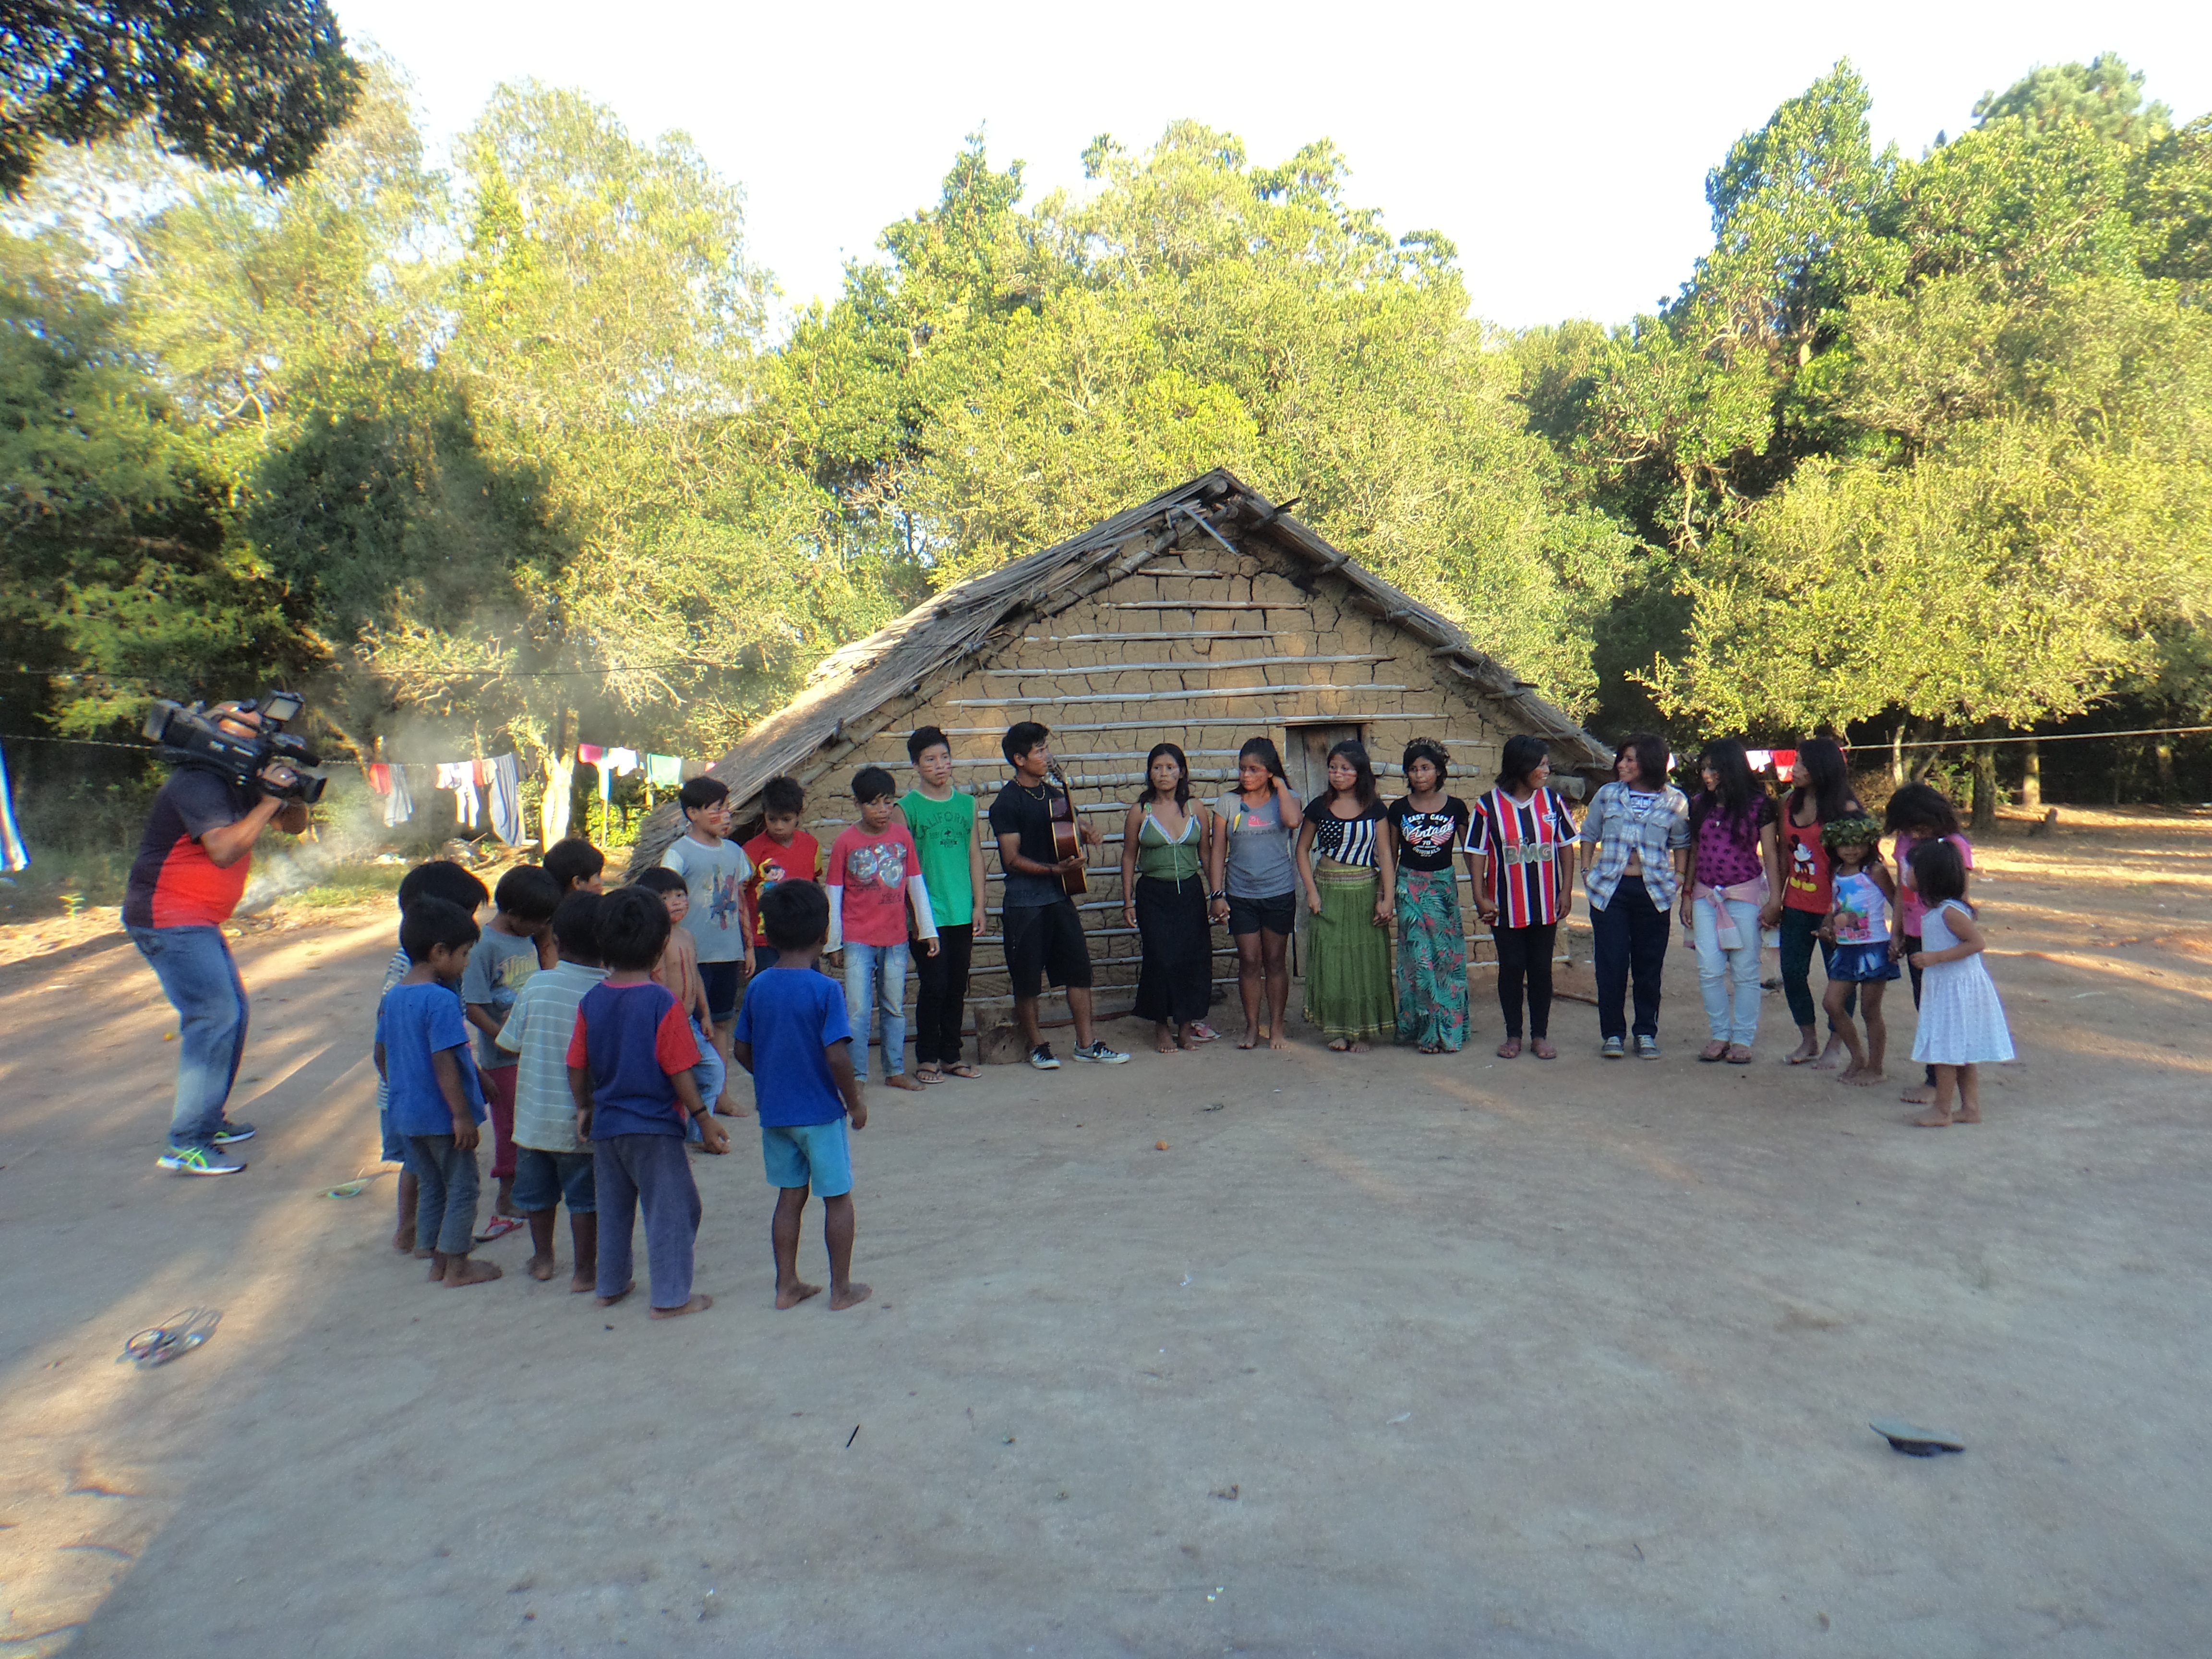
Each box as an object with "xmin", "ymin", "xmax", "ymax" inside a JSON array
[{"xmin": 1045, "ymin": 758, "xmax": 1089, "ymax": 896}]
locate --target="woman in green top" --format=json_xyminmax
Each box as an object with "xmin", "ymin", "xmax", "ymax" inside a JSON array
[
  {"xmin": 1119, "ymin": 743, "xmax": 1219, "ymax": 1053},
  {"xmin": 896, "ymin": 726, "xmax": 989, "ymax": 1082}
]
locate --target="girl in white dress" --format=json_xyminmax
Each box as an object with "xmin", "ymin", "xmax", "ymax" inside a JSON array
[{"xmin": 1905, "ymin": 839, "xmax": 2013, "ymax": 1126}]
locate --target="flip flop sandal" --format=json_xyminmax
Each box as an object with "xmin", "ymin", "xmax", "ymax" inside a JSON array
[
  {"xmin": 915, "ymin": 1069, "xmax": 945, "ymax": 1085},
  {"xmin": 1495, "ymin": 1040, "xmax": 1521, "ymax": 1058},
  {"xmin": 1870, "ymin": 1419, "xmax": 1964, "ymax": 1457},
  {"xmin": 1726, "ymin": 1045, "xmax": 1755, "ymax": 1064},
  {"xmin": 1531, "ymin": 1041, "xmax": 1558, "ymax": 1060},
  {"xmin": 1188, "ymin": 1023, "xmax": 1221, "ymax": 1044},
  {"xmin": 121, "ymin": 1307, "xmax": 222, "ymax": 1368},
  {"xmin": 474, "ymin": 1215, "xmax": 526, "ymax": 1244},
  {"xmin": 1698, "ymin": 1042, "xmax": 1729, "ymax": 1062},
  {"xmin": 944, "ymin": 1064, "xmax": 982, "ymax": 1079}
]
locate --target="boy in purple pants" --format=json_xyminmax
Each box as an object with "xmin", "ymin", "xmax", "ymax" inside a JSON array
[{"xmin": 567, "ymin": 886, "xmax": 730, "ymax": 1317}]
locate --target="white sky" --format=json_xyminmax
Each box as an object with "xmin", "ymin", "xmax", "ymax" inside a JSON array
[{"xmin": 331, "ymin": 0, "xmax": 2212, "ymax": 333}]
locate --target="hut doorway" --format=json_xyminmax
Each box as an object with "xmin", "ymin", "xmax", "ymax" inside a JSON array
[{"xmin": 1286, "ymin": 722, "xmax": 1369, "ymax": 980}]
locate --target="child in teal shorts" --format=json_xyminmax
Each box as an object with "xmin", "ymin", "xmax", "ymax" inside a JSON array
[{"xmin": 732, "ymin": 880, "xmax": 870, "ymax": 1310}]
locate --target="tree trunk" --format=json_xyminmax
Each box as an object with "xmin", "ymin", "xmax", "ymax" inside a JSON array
[
  {"xmin": 2020, "ymin": 739, "xmax": 2041, "ymax": 809},
  {"xmin": 2156, "ymin": 741, "xmax": 2176, "ymax": 797},
  {"xmin": 1970, "ymin": 732, "xmax": 1999, "ymax": 834},
  {"xmin": 1890, "ymin": 718, "xmax": 1909, "ymax": 787}
]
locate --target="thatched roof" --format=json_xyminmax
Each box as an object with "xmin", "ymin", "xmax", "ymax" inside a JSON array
[{"xmin": 630, "ymin": 469, "xmax": 1609, "ymax": 868}]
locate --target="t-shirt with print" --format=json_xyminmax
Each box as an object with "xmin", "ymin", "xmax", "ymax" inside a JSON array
[
  {"xmin": 1691, "ymin": 792, "xmax": 1778, "ymax": 890},
  {"xmin": 742, "ymin": 829, "xmax": 823, "ymax": 948},
  {"xmin": 899, "ymin": 789, "xmax": 976, "ymax": 927},
  {"xmin": 1214, "ymin": 789, "xmax": 1298, "ymax": 899},
  {"xmin": 659, "ymin": 835, "xmax": 755, "ymax": 964},
  {"xmin": 1895, "ymin": 832, "xmax": 1973, "ymax": 938},
  {"xmin": 988, "ymin": 780, "xmax": 1067, "ymax": 909},
  {"xmin": 1781, "ymin": 804, "xmax": 1842, "ymax": 914},
  {"xmin": 460, "ymin": 926, "xmax": 539, "ymax": 1070},
  {"xmin": 732, "ymin": 966, "xmax": 853, "ymax": 1129},
  {"xmin": 1469, "ymin": 787, "xmax": 1580, "ymax": 926},
  {"xmin": 495, "ymin": 960, "xmax": 607, "ymax": 1152},
  {"xmin": 829, "ymin": 822, "xmax": 921, "ymax": 947},
  {"xmin": 376, "ymin": 981, "xmax": 488, "ymax": 1137},
  {"xmin": 1831, "ymin": 869, "xmax": 1890, "ymax": 944},
  {"xmin": 565, "ymin": 980, "xmax": 702, "ymax": 1140},
  {"xmin": 1386, "ymin": 795, "xmax": 1470, "ymax": 874}
]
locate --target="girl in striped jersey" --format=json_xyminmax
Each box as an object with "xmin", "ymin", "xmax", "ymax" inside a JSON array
[{"xmin": 1469, "ymin": 736, "xmax": 1580, "ymax": 1059}]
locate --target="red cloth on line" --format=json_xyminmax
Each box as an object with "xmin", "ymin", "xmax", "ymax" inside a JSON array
[
  {"xmin": 369, "ymin": 763, "xmax": 391, "ymax": 794},
  {"xmin": 577, "ymin": 744, "xmax": 605, "ymax": 764}
]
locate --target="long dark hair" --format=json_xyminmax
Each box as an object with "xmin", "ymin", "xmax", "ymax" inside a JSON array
[
  {"xmin": 1496, "ymin": 733, "xmax": 1549, "ymax": 792},
  {"xmin": 1787, "ymin": 737, "xmax": 1859, "ymax": 823},
  {"xmin": 1138, "ymin": 742, "xmax": 1191, "ymax": 808},
  {"xmin": 1689, "ymin": 738, "xmax": 1761, "ymax": 837},
  {"xmin": 1884, "ymin": 781, "xmax": 1961, "ymax": 839},
  {"xmin": 1323, "ymin": 739, "xmax": 1379, "ymax": 813},
  {"xmin": 1403, "ymin": 735, "xmax": 1450, "ymax": 783},
  {"xmin": 1616, "ymin": 733, "xmax": 1671, "ymax": 791},
  {"xmin": 1237, "ymin": 736, "xmax": 1287, "ymax": 794},
  {"xmin": 1910, "ymin": 836, "xmax": 1973, "ymax": 913}
]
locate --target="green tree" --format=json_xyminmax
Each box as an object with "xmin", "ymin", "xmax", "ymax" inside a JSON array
[
  {"xmin": 0, "ymin": 0, "xmax": 361, "ymax": 194},
  {"xmin": 1973, "ymin": 53, "xmax": 2171, "ymax": 146}
]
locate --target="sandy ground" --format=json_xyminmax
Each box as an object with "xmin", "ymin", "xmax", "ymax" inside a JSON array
[{"xmin": 3, "ymin": 807, "xmax": 2210, "ymax": 1659}]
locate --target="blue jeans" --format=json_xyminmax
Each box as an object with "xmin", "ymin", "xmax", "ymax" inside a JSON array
[
  {"xmin": 1779, "ymin": 906, "xmax": 1854, "ymax": 1031},
  {"xmin": 841, "ymin": 939, "xmax": 910, "ymax": 1082},
  {"xmin": 128, "ymin": 923, "xmax": 249, "ymax": 1153},
  {"xmin": 1690, "ymin": 894, "xmax": 1764, "ymax": 1046},
  {"xmin": 683, "ymin": 1015, "xmax": 724, "ymax": 1142},
  {"xmin": 1590, "ymin": 877, "xmax": 1670, "ymax": 1039}
]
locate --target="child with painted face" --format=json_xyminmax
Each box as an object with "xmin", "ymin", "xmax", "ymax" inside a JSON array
[
  {"xmin": 1815, "ymin": 816, "xmax": 1900, "ymax": 1086},
  {"xmin": 825, "ymin": 767, "xmax": 938, "ymax": 1092}
]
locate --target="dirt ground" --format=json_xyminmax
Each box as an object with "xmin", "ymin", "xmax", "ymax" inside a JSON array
[{"xmin": 3, "ymin": 806, "xmax": 2209, "ymax": 1659}]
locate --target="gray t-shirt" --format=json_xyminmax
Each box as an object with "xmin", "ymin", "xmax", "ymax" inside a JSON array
[
  {"xmin": 1215, "ymin": 788, "xmax": 1299, "ymax": 899},
  {"xmin": 659, "ymin": 835, "xmax": 755, "ymax": 963},
  {"xmin": 460, "ymin": 927, "xmax": 540, "ymax": 1070}
]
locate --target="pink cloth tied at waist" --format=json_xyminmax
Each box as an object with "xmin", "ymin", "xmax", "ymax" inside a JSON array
[{"xmin": 1692, "ymin": 875, "xmax": 1769, "ymax": 950}]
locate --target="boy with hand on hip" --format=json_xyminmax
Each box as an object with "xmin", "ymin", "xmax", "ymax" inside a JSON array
[
  {"xmin": 462, "ymin": 864, "xmax": 561, "ymax": 1236},
  {"xmin": 568, "ymin": 886, "xmax": 730, "ymax": 1319},
  {"xmin": 496, "ymin": 891, "xmax": 607, "ymax": 1291},
  {"xmin": 374, "ymin": 897, "xmax": 501, "ymax": 1288},
  {"xmin": 734, "ymin": 880, "xmax": 870, "ymax": 1310},
  {"xmin": 659, "ymin": 777, "xmax": 752, "ymax": 1113}
]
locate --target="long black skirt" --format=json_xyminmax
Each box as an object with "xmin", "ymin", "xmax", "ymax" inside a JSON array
[{"xmin": 1131, "ymin": 875, "xmax": 1213, "ymax": 1025}]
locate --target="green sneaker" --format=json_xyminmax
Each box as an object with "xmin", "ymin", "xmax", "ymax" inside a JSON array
[{"xmin": 157, "ymin": 1145, "xmax": 246, "ymax": 1176}]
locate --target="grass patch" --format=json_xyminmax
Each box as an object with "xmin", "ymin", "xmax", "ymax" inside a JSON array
[{"xmin": 281, "ymin": 862, "xmax": 409, "ymax": 911}]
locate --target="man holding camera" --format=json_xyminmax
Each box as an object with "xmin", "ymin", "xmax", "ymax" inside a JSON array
[{"xmin": 125, "ymin": 703, "xmax": 312, "ymax": 1175}]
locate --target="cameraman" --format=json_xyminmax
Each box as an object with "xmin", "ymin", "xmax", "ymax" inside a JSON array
[{"xmin": 124, "ymin": 702, "xmax": 312, "ymax": 1176}]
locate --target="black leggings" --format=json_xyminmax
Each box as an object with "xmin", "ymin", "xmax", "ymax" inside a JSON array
[
  {"xmin": 911, "ymin": 923, "xmax": 973, "ymax": 1066},
  {"xmin": 1492, "ymin": 921, "xmax": 1558, "ymax": 1039}
]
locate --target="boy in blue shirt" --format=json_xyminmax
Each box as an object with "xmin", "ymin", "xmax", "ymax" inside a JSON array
[
  {"xmin": 567, "ymin": 886, "xmax": 730, "ymax": 1319},
  {"xmin": 734, "ymin": 880, "xmax": 871, "ymax": 1310},
  {"xmin": 373, "ymin": 897, "xmax": 500, "ymax": 1288}
]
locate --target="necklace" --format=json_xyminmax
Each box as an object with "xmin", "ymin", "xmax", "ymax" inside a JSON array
[{"xmin": 1021, "ymin": 779, "xmax": 1050, "ymax": 801}]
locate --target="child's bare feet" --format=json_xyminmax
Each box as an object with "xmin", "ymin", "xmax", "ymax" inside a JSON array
[
  {"xmin": 1154, "ymin": 1024, "xmax": 1178, "ymax": 1054},
  {"xmin": 1900, "ymin": 1083, "xmax": 1936, "ymax": 1105},
  {"xmin": 1911, "ymin": 1108, "xmax": 1953, "ymax": 1127},
  {"xmin": 1840, "ymin": 1069, "xmax": 1886, "ymax": 1088},
  {"xmin": 425, "ymin": 1253, "xmax": 448, "ymax": 1283},
  {"xmin": 829, "ymin": 1281, "xmax": 872, "ymax": 1310},
  {"xmin": 410, "ymin": 1246, "xmax": 436, "ymax": 1261},
  {"xmin": 650, "ymin": 1293, "xmax": 713, "ymax": 1319},
  {"xmin": 393, "ymin": 1228, "xmax": 416, "ymax": 1253},
  {"xmin": 712, "ymin": 1097, "xmax": 744, "ymax": 1116},
  {"xmin": 527, "ymin": 1253, "xmax": 557, "ymax": 1282},
  {"xmin": 1268, "ymin": 1030, "xmax": 1289, "ymax": 1050},
  {"xmin": 1236, "ymin": 1030, "xmax": 1259, "ymax": 1050},
  {"xmin": 444, "ymin": 1258, "xmax": 502, "ymax": 1286},
  {"xmin": 1783, "ymin": 1036, "xmax": 1819, "ymax": 1064},
  {"xmin": 1955, "ymin": 1104, "xmax": 1982, "ymax": 1123},
  {"xmin": 594, "ymin": 1280, "xmax": 635, "ymax": 1308},
  {"xmin": 570, "ymin": 1271, "xmax": 595, "ymax": 1293},
  {"xmin": 776, "ymin": 1279, "xmax": 823, "ymax": 1310},
  {"xmin": 884, "ymin": 1072, "xmax": 923, "ymax": 1092}
]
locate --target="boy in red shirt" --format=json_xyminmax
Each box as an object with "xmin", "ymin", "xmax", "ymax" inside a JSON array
[
  {"xmin": 741, "ymin": 775, "xmax": 823, "ymax": 973},
  {"xmin": 825, "ymin": 766, "xmax": 937, "ymax": 1091}
]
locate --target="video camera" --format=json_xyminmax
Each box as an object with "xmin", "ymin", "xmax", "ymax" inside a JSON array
[{"xmin": 142, "ymin": 691, "xmax": 328, "ymax": 804}]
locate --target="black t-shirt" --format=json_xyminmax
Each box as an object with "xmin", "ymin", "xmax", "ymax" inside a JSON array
[
  {"xmin": 988, "ymin": 779, "xmax": 1066, "ymax": 908},
  {"xmin": 124, "ymin": 765, "xmax": 256, "ymax": 929},
  {"xmin": 1303, "ymin": 794, "xmax": 1387, "ymax": 868},
  {"xmin": 1387, "ymin": 794, "xmax": 1471, "ymax": 873}
]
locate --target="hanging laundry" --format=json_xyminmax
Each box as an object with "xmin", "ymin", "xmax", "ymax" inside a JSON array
[
  {"xmin": 384, "ymin": 763, "xmax": 416, "ymax": 829},
  {"xmin": 369, "ymin": 762, "xmax": 392, "ymax": 794},
  {"xmin": 1772, "ymin": 749, "xmax": 1799, "ymax": 774},
  {"xmin": 606, "ymin": 746, "xmax": 641, "ymax": 776},
  {"xmin": 486, "ymin": 753, "xmax": 524, "ymax": 846},
  {"xmin": 644, "ymin": 752, "xmax": 684, "ymax": 788},
  {"xmin": 597, "ymin": 757, "xmax": 614, "ymax": 807},
  {"xmin": 1744, "ymin": 749, "xmax": 1774, "ymax": 772},
  {"xmin": 435, "ymin": 761, "xmax": 481, "ymax": 830},
  {"xmin": 541, "ymin": 750, "xmax": 575, "ymax": 846},
  {"xmin": 577, "ymin": 743, "xmax": 605, "ymax": 765},
  {"xmin": 471, "ymin": 757, "xmax": 492, "ymax": 787},
  {"xmin": 0, "ymin": 739, "xmax": 29, "ymax": 872}
]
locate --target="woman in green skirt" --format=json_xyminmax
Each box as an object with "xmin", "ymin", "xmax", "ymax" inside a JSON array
[
  {"xmin": 1385, "ymin": 737, "xmax": 1472, "ymax": 1053},
  {"xmin": 1295, "ymin": 740, "xmax": 1397, "ymax": 1052}
]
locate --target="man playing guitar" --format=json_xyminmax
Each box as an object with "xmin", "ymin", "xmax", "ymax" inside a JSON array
[{"xmin": 986, "ymin": 721, "xmax": 1129, "ymax": 1070}]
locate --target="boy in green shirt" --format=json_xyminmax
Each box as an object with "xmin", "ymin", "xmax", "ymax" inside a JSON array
[{"xmin": 895, "ymin": 726, "xmax": 989, "ymax": 1081}]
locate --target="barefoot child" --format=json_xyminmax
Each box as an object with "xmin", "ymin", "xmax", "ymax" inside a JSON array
[
  {"xmin": 374, "ymin": 860, "xmax": 489, "ymax": 1256},
  {"xmin": 1906, "ymin": 838, "xmax": 2013, "ymax": 1127},
  {"xmin": 825, "ymin": 765, "xmax": 938, "ymax": 1092},
  {"xmin": 629, "ymin": 866, "xmax": 729, "ymax": 1136},
  {"xmin": 495, "ymin": 892, "xmax": 607, "ymax": 1291},
  {"xmin": 733, "ymin": 881, "xmax": 870, "ymax": 1310},
  {"xmin": 1885, "ymin": 783, "xmax": 1974, "ymax": 1106},
  {"xmin": 462, "ymin": 865, "xmax": 561, "ymax": 1237},
  {"xmin": 374, "ymin": 897, "xmax": 501, "ymax": 1287},
  {"xmin": 567, "ymin": 886, "xmax": 731, "ymax": 1317},
  {"xmin": 1817, "ymin": 817, "xmax": 1899, "ymax": 1085}
]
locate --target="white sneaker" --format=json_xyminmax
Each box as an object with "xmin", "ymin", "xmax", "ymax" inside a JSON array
[
  {"xmin": 1071, "ymin": 1041, "xmax": 1129, "ymax": 1064},
  {"xmin": 1028, "ymin": 1044, "xmax": 1061, "ymax": 1070}
]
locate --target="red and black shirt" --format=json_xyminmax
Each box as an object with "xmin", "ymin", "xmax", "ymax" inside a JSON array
[{"xmin": 123, "ymin": 767, "xmax": 255, "ymax": 930}]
